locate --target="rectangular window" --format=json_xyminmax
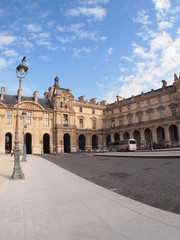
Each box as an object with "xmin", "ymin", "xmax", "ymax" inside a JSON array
[
  {"xmin": 160, "ymin": 109, "xmax": 164, "ymax": 118},
  {"xmin": 171, "ymin": 107, "xmax": 177, "ymax": 117},
  {"xmin": 149, "ymin": 112, "xmax": 152, "ymax": 120},
  {"xmin": 92, "ymin": 120, "xmax": 96, "ymax": 129},
  {"xmin": 169, "ymin": 94, "xmax": 173, "ymax": 100},
  {"xmin": 129, "ymin": 116, "xmax": 133, "ymax": 124},
  {"xmin": 63, "ymin": 114, "xmax": 68, "ymax": 127},
  {"xmin": 138, "ymin": 113, "xmax": 143, "ymax": 122},
  {"xmin": 111, "ymin": 120, "xmax": 115, "ymax": 127},
  {"xmin": 7, "ymin": 110, "xmax": 12, "ymax": 124},
  {"xmin": 26, "ymin": 112, "xmax": 31, "ymax": 125},
  {"xmin": 119, "ymin": 119, "xmax": 123, "ymax": 125},
  {"xmin": 158, "ymin": 97, "xmax": 162, "ymax": 103},
  {"xmin": 103, "ymin": 121, "xmax": 106, "ymax": 128},
  {"xmin": 79, "ymin": 119, "xmax": 83, "ymax": 128},
  {"xmin": 147, "ymin": 99, "xmax": 151, "ymax": 105},
  {"xmin": 44, "ymin": 113, "xmax": 49, "ymax": 126}
]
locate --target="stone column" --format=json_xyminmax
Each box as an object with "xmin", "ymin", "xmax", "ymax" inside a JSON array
[
  {"xmin": 164, "ymin": 124, "xmax": 170, "ymax": 143},
  {"xmin": 129, "ymin": 130, "xmax": 134, "ymax": 139},
  {"xmin": 178, "ymin": 123, "xmax": 180, "ymax": 142},
  {"xmin": 86, "ymin": 133, "xmax": 91, "ymax": 149},
  {"xmin": 151, "ymin": 126, "xmax": 157, "ymax": 143},
  {"xmin": 0, "ymin": 115, "xmax": 5, "ymax": 153},
  {"xmin": 119, "ymin": 131, "xmax": 123, "ymax": 141},
  {"xmin": 38, "ymin": 117, "xmax": 43, "ymax": 154}
]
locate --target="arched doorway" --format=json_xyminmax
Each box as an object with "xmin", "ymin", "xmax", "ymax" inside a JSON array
[
  {"xmin": 78, "ymin": 134, "xmax": 86, "ymax": 150},
  {"xmin": 144, "ymin": 128, "xmax": 152, "ymax": 149},
  {"xmin": 64, "ymin": 133, "xmax": 71, "ymax": 153},
  {"xmin": 92, "ymin": 135, "xmax": 98, "ymax": 149},
  {"xmin": 43, "ymin": 134, "xmax": 50, "ymax": 153},
  {"xmin": 169, "ymin": 124, "xmax": 179, "ymax": 142},
  {"xmin": 123, "ymin": 131, "xmax": 129, "ymax": 140},
  {"xmin": 156, "ymin": 126, "xmax": 165, "ymax": 143},
  {"xmin": 133, "ymin": 130, "xmax": 141, "ymax": 149},
  {"xmin": 114, "ymin": 133, "xmax": 120, "ymax": 142},
  {"xmin": 106, "ymin": 134, "xmax": 111, "ymax": 147},
  {"xmin": 5, "ymin": 133, "xmax": 12, "ymax": 154},
  {"xmin": 26, "ymin": 133, "xmax": 32, "ymax": 154}
]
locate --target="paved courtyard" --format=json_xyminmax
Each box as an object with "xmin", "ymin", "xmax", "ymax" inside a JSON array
[{"xmin": 40, "ymin": 153, "xmax": 180, "ymax": 214}]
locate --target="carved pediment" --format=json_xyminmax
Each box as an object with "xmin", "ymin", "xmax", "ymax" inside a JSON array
[
  {"xmin": 53, "ymin": 90, "xmax": 74, "ymax": 111},
  {"xmin": 18, "ymin": 101, "xmax": 44, "ymax": 110}
]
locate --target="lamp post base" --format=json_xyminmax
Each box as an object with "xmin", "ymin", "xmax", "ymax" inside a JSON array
[{"xmin": 11, "ymin": 168, "xmax": 24, "ymax": 179}]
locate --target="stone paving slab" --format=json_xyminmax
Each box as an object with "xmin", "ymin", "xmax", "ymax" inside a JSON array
[{"xmin": 0, "ymin": 154, "xmax": 180, "ymax": 240}]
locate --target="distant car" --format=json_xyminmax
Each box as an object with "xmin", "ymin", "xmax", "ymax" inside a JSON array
[
  {"xmin": 86, "ymin": 149, "xmax": 94, "ymax": 153},
  {"xmin": 99, "ymin": 147, "xmax": 108, "ymax": 153}
]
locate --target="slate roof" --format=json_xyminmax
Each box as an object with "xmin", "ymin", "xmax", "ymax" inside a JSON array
[{"xmin": 0, "ymin": 94, "xmax": 53, "ymax": 110}]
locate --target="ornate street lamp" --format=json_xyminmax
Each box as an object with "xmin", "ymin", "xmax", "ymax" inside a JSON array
[
  {"xmin": 11, "ymin": 57, "xmax": 28, "ymax": 179},
  {"xmin": 21, "ymin": 109, "xmax": 27, "ymax": 162}
]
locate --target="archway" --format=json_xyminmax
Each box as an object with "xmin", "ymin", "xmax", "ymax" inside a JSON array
[
  {"xmin": 26, "ymin": 133, "xmax": 32, "ymax": 154},
  {"xmin": 144, "ymin": 128, "xmax": 152, "ymax": 149},
  {"xmin": 5, "ymin": 133, "xmax": 12, "ymax": 154},
  {"xmin": 123, "ymin": 131, "xmax": 129, "ymax": 140},
  {"xmin": 114, "ymin": 133, "xmax": 120, "ymax": 142},
  {"xmin": 78, "ymin": 134, "xmax": 86, "ymax": 150},
  {"xmin": 156, "ymin": 126, "xmax": 165, "ymax": 143},
  {"xmin": 169, "ymin": 124, "xmax": 179, "ymax": 142},
  {"xmin": 133, "ymin": 130, "xmax": 141, "ymax": 149},
  {"xmin": 92, "ymin": 135, "xmax": 98, "ymax": 149},
  {"xmin": 64, "ymin": 133, "xmax": 71, "ymax": 153},
  {"xmin": 43, "ymin": 134, "xmax": 50, "ymax": 153}
]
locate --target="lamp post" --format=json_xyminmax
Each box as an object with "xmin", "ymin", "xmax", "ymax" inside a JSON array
[
  {"xmin": 11, "ymin": 57, "xmax": 28, "ymax": 179},
  {"xmin": 21, "ymin": 109, "xmax": 27, "ymax": 162}
]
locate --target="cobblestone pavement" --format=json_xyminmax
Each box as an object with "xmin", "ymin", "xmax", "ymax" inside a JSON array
[{"xmin": 40, "ymin": 153, "xmax": 180, "ymax": 214}]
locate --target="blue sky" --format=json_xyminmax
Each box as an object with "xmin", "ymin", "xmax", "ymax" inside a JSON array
[{"xmin": 0, "ymin": 0, "xmax": 180, "ymax": 103}]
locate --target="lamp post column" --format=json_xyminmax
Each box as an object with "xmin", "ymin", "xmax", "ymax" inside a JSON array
[
  {"xmin": 12, "ymin": 79, "xmax": 24, "ymax": 178},
  {"xmin": 11, "ymin": 57, "xmax": 28, "ymax": 179}
]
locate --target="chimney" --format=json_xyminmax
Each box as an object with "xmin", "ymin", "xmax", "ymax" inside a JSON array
[
  {"xmin": 116, "ymin": 95, "xmax": 122, "ymax": 102},
  {"xmin": 90, "ymin": 98, "xmax": 97, "ymax": 104},
  {"xmin": 0, "ymin": 87, "xmax": 5, "ymax": 100},
  {"xmin": 78, "ymin": 95, "xmax": 85, "ymax": 102},
  {"xmin": 33, "ymin": 91, "xmax": 38, "ymax": 103},
  {"xmin": 161, "ymin": 80, "xmax": 167, "ymax": 88},
  {"xmin": 100, "ymin": 100, "xmax": 107, "ymax": 106}
]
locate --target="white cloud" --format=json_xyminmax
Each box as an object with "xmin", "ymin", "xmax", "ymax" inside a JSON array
[
  {"xmin": 57, "ymin": 23, "xmax": 105, "ymax": 42},
  {"xmin": 0, "ymin": 33, "xmax": 16, "ymax": 49},
  {"xmin": 158, "ymin": 20, "xmax": 174, "ymax": 29},
  {"xmin": 65, "ymin": 6, "xmax": 107, "ymax": 21},
  {"xmin": 150, "ymin": 31, "xmax": 172, "ymax": 52},
  {"xmin": 39, "ymin": 55, "xmax": 51, "ymax": 61},
  {"xmin": 120, "ymin": 56, "xmax": 133, "ymax": 61},
  {"xmin": 78, "ymin": 0, "xmax": 109, "ymax": 5},
  {"xmin": 0, "ymin": 57, "xmax": 7, "ymax": 71},
  {"xmin": 152, "ymin": 0, "xmax": 171, "ymax": 19},
  {"xmin": 133, "ymin": 10, "xmax": 151, "ymax": 25},
  {"xmin": 120, "ymin": 67, "xmax": 128, "ymax": 72},
  {"xmin": 108, "ymin": 47, "xmax": 113, "ymax": 55},
  {"xmin": 25, "ymin": 23, "xmax": 42, "ymax": 33},
  {"xmin": 2, "ymin": 49, "xmax": 18, "ymax": 57},
  {"xmin": 133, "ymin": 45, "xmax": 152, "ymax": 59},
  {"xmin": 73, "ymin": 47, "xmax": 91, "ymax": 57}
]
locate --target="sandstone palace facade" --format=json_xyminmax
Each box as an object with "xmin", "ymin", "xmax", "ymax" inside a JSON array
[{"xmin": 1, "ymin": 73, "xmax": 180, "ymax": 154}]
